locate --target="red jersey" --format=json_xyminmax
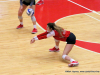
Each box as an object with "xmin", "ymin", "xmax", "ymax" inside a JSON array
[{"xmin": 34, "ymin": 30, "xmax": 70, "ymax": 42}]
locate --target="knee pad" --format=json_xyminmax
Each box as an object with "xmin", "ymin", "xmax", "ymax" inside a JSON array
[
  {"xmin": 18, "ymin": 16, "xmax": 23, "ymax": 20},
  {"xmin": 31, "ymin": 16, "xmax": 36, "ymax": 22},
  {"xmin": 62, "ymin": 55, "xmax": 67, "ymax": 60}
]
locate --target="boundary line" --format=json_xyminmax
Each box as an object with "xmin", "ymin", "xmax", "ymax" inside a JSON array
[{"xmin": 68, "ymin": 0, "xmax": 100, "ymax": 15}]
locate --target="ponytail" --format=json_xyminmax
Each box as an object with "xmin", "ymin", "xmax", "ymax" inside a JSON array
[{"xmin": 47, "ymin": 23, "xmax": 63, "ymax": 37}]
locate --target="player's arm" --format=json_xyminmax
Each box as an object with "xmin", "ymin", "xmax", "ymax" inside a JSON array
[
  {"xmin": 37, "ymin": 31, "xmax": 48, "ymax": 37},
  {"xmin": 30, "ymin": 31, "xmax": 55, "ymax": 44},
  {"xmin": 36, "ymin": 31, "xmax": 55, "ymax": 40}
]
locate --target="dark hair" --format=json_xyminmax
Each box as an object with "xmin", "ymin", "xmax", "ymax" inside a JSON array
[{"xmin": 47, "ymin": 22, "xmax": 63, "ymax": 37}]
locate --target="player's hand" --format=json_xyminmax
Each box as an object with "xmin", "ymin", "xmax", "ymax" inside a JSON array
[{"xmin": 30, "ymin": 38, "xmax": 35, "ymax": 44}]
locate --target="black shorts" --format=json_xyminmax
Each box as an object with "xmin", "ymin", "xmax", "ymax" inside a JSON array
[
  {"xmin": 23, "ymin": 0, "xmax": 35, "ymax": 6},
  {"xmin": 66, "ymin": 32, "xmax": 76, "ymax": 44}
]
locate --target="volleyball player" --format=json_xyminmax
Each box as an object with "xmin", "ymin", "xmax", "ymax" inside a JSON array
[
  {"xmin": 17, "ymin": 0, "xmax": 37, "ymax": 34},
  {"xmin": 30, "ymin": 22, "xmax": 79, "ymax": 67}
]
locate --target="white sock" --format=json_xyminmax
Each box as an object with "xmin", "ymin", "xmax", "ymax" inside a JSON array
[
  {"xmin": 34, "ymin": 25, "xmax": 36, "ymax": 28},
  {"xmin": 20, "ymin": 22, "xmax": 23, "ymax": 25},
  {"xmin": 62, "ymin": 55, "xmax": 67, "ymax": 60},
  {"xmin": 55, "ymin": 45, "xmax": 59, "ymax": 49},
  {"xmin": 70, "ymin": 59, "xmax": 75, "ymax": 62}
]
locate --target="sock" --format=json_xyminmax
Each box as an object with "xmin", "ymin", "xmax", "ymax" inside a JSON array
[
  {"xmin": 34, "ymin": 25, "xmax": 36, "ymax": 28},
  {"xmin": 70, "ymin": 59, "xmax": 75, "ymax": 62},
  {"xmin": 62, "ymin": 55, "xmax": 67, "ymax": 60},
  {"xmin": 55, "ymin": 45, "xmax": 59, "ymax": 49},
  {"xmin": 20, "ymin": 22, "xmax": 23, "ymax": 25}
]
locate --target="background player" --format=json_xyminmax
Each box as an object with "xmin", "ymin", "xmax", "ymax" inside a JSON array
[{"xmin": 17, "ymin": 0, "xmax": 37, "ymax": 34}]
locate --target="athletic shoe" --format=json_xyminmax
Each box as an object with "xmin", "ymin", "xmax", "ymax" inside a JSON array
[
  {"xmin": 68, "ymin": 61, "xmax": 79, "ymax": 67},
  {"xmin": 16, "ymin": 24, "xmax": 23, "ymax": 29},
  {"xmin": 32, "ymin": 28, "xmax": 38, "ymax": 34},
  {"xmin": 36, "ymin": 0, "xmax": 44, "ymax": 5},
  {"xmin": 49, "ymin": 47, "xmax": 59, "ymax": 52}
]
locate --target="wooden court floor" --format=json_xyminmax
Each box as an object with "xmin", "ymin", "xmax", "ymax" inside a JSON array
[{"xmin": 0, "ymin": 0, "xmax": 100, "ymax": 75}]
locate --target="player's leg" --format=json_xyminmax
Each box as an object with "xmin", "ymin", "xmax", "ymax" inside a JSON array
[
  {"xmin": 62, "ymin": 44, "xmax": 79, "ymax": 67},
  {"xmin": 30, "ymin": 3, "xmax": 38, "ymax": 34},
  {"xmin": 17, "ymin": 4, "xmax": 27, "ymax": 29},
  {"xmin": 49, "ymin": 39, "xmax": 60, "ymax": 52},
  {"xmin": 62, "ymin": 33, "xmax": 79, "ymax": 67}
]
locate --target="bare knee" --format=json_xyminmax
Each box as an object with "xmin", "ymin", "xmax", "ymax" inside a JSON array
[{"xmin": 18, "ymin": 9, "xmax": 23, "ymax": 16}]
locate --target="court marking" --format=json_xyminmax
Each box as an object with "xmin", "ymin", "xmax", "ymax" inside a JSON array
[
  {"xmin": 68, "ymin": 0, "xmax": 100, "ymax": 16},
  {"xmin": 36, "ymin": 22, "xmax": 46, "ymax": 31},
  {"xmin": 68, "ymin": 0, "xmax": 100, "ymax": 22},
  {"xmin": 84, "ymin": 13, "xmax": 100, "ymax": 22},
  {"xmin": 55, "ymin": 12, "xmax": 100, "ymax": 23},
  {"xmin": 75, "ymin": 45, "xmax": 100, "ymax": 54}
]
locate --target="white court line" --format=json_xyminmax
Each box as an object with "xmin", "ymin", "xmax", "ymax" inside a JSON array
[
  {"xmin": 67, "ymin": 0, "xmax": 100, "ymax": 22},
  {"xmin": 68, "ymin": 0, "xmax": 100, "ymax": 15},
  {"xmin": 75, "ymin": 45, "xmax": 100, "ymax": 54},
  {"xmin": 84, "ymin": 13, "xmax": 100, "ymax": 22},
  {"xmin": 76, "ymin": 39, "xmax": 100, "ymax": 44},
  {"xmin": 92, "ymin": 11, "xmax": 100, "ymax": 15},
  {"xmin": 36, "ymin": 22, "xmax": 46, "ymax": 31},
  {"xmin": 55, "ymin": 13, "xmax": 100, "ymax": 24}
]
